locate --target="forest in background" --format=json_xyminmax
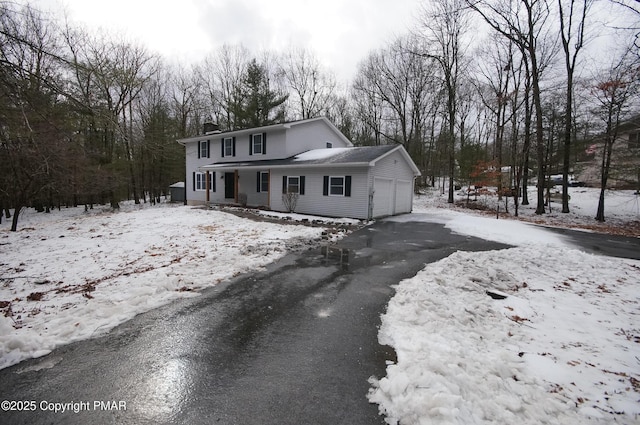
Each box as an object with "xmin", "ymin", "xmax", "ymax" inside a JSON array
[{"xmin": 1, "ymin": 0, "xmax": 639, "ymax": 231}]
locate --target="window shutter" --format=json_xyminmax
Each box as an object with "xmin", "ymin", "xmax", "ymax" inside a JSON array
[
  {"xmin": 300, "ymin": 176, "xmax": 305, "ymax": 195},
  {"xmin": 263, "ymin": 132, "xmax": 267, "ymax": 155},
  {"xmin": 197, "ymin": 143, "xmax": 201, "ymax": 159},
  {"xmin": 282, "ymin": 176, "xmax": 287, "ymax": 194},
  {"xmin": 212, "ymin": 172, "xmax": 216, "ymax": 192},
  {"xmin": 257, "ymin": 171, "xmax": 261, "ymax": 192},
  {"xmin": 249, "ymin": 135, "xmax": 253, "ymax": 155},
  {"xmin": 232, "ymin": 137, "xmax": 236, "ymax": 156},
  {"xmin": 207, "ymin": 140, "xmax": 211, "ymax": 158},
  {"xmin": 221, "ymin": 138, "xmax": 225, "ymax": 157},
  {"xmin": 192, "ymin": 172, "xmax": 196, "ymax": 191},
  {"xmin": 323, "ymin": 176, "xmax": 329, "ymax": 196},
  {"xmin": 345, "ymin": 176, "xmax": 352, "ymax": 197}
]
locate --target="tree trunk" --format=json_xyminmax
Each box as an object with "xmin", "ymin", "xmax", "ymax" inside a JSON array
[
  {"xmin": 595, "ymin": 138, "xmax": 613, "ymax": 222},
  {"xmin": 531, "ymin": 54, "xmax": 546, "ymax": 215},
  {"xmin": 10, "ymin": 205, "xmax": 22, "ymax": 232},
  {"xmin": 561, "ymin": 73, "xmax": 573, "ymax": 213}
]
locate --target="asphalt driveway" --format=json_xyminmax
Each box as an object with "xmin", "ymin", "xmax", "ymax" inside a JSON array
[{"xmin": 0, "ymin": 218, "xmax": 510, "ymax": 425}]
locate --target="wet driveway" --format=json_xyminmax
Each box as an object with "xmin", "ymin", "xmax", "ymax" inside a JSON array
[{"xmin": 0, "ymin": 218, "xmax": 509, "ymax": 425}]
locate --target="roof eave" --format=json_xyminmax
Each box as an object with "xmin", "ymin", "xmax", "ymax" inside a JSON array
[{"xmin": 198, "ymin": 161, "xmax": 371, "ymax": 172}]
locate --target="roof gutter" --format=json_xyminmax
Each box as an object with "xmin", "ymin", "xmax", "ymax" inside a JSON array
[{"xmin": 198, "ymin": 161, "xmax": 372, "ymax": 172}]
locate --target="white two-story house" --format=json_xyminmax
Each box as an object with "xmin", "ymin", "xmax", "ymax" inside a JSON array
[{"xmin": 177, "ymin": 117, "xmax": 420, "ymax": 219}]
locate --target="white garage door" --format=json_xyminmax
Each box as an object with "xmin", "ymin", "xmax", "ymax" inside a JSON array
[
  {"xmin": 395, "ymin": 180, "xmax": 412, "ymax": 214},
  {"xmin": 373, "ymin": 177, "xmax": 394, "ymax": 218}
]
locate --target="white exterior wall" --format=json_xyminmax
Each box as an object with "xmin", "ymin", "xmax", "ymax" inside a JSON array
[
  {"xmin": 368, "ymin": 150, "xmax": 416, "ymax": 218},
  {"xmin": 237, "ymin": 169, "xmax": 270, "ymax": 208},
  {"xmin": 185, "ymin": 141, "xmax": 217, "ymax": 205},
  {"xmin": 208, "ymin": 128, "xmax": 288, "ymax": 163},
  {"xmin": 269, "ymin": 167, "xmax": 370, "ymax": 219},
  {"xmin": 183, "ymin": 119, "xmax": 352, "ymax": 205},
  {"xmin": 284, "ymin": 120, "xmax": 351, "ymax": 156}
]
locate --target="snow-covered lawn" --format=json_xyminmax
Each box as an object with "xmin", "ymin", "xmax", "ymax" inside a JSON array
[
  {"xmin": 369, "ymin": 188, "xmax": 640, "ymax": 424},
  {"xmin": 0, "ymin": 202, "xmax": 333, "ymax": 370},
  {"xmin": 417, "ymin": 186, "xmax": 640, "ymax": 236}
]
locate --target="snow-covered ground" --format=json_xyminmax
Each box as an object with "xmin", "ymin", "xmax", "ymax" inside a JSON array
[
  {"xmin": 369, "ymin": 187, "xmax": 640, "ymax": 424},
  {"xmin": 418, "ymin": 185, "xmax": 640, "ymax": 236},
  {"xmin": 0, "ymin": 202, "xmax": 338, "ymax": 370},
  {"xmin": 1, "ymin": 187, "xmax": 638, "ymax": 425}
]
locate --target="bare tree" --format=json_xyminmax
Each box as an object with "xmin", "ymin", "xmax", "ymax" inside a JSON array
[
  {"xmin": 200, "ymin": 44, "xmax": 249, "ymax": 130},
  {"xmin": 592, "ymin": 50, "xmax": 639, "ymax": 222},
  {"xmin": 418, "ymin": 0, "xmax": 471, "ymax": 203},
  {"xmin": 558, "ymin": 0, "xmax": 592, "ymax": 213},
  {"xmin": 279, "ymin": 47, "xmax": 336, "ymax": 120},
  {"xmin": 170, "ymin": 63, "xmax": 204, "ymax": 138},
  {"xmin": 467, "ymin": 0, "xmax": 557, "ymax": 214},
  {"xmin": 474, "ymin": 35, "xmax": 517, "ymax": 199},
  {"xmin": 351, "ymin": 58, "xmax": 385, "ymax": 146}
]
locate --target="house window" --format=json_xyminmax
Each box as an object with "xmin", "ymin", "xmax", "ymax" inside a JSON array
[
  {"xmin": 252, "ymin": 133, "xmax": 263, "ymax": 154},
  {"xmin": 195, "ymin": 172, "xmax": 206, "ymax": 191},
  {"xmin": 323, "ymin": 175, "xmax": 351, "ymax": 197},
  {"xmin": 258, "ymin": 171, "xmax": 269, "ymax": 192},
  {"xmin": 282, "ymin": 175, "xmax": 305, "ymax": 195},
  {"xmin": 287, "ymin": 176, "xmax": 300, "ymax": 194},
  {"xmin": 223, "ymin": 137, "xmax": 234, "ymax": 157},
  {"xmin": 199, "ymin": 140, "xmax": 209, "ymax": 158},
  {"xmin": 326, "ymin": 142, "xmax": 333, "ymax": 148},
  {"xmin": 329, "ymin": 176, "xmax": 345, "ymax": 196}
]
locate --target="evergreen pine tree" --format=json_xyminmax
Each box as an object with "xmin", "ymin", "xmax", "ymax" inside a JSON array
[{"xmin": 232, "ymin": 59, "xmax": 288, "ymax": 128}]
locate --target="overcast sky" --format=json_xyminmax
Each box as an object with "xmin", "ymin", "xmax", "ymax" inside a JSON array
[{"xmin": 34, "ymin": 0, "xmax": 422, "ymax": 83}]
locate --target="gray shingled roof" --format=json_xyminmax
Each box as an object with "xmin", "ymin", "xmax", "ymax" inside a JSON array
[{"xmin": 200, "ymin": 144, "xmax": 400, "ymax": 170}]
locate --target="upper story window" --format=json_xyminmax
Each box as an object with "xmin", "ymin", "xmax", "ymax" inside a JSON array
[
  {"xmin": 326, "ymin": 142, "xmax": 333, "ymax": 148},
  {"xmin": 250, "ymin": 133, "xmax": 266, "ymax": 155},
  {"xmin": 198, "ymin": 140, "xmax": 210, "ymax": 158},
  {"xmin": 222, "ymin": 137, "xmax": 235, "ymax": 157}
]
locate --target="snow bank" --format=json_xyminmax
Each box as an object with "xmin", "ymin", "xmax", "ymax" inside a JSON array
[
  {"xmin": 370, "ymin": 212, "xmax": 640, "ymax": 424},
  {"xmin": 0, "ymin": 203, "xmax": 326, "ymax": 369},
  {"xmin": 387, "ymin": 210, "xmax": 569, "ymax": 247}
]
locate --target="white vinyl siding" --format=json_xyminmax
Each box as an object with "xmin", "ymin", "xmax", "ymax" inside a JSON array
[{"xmin": 270, "ymin": 168, "xmax": 369, "ymax": 219}]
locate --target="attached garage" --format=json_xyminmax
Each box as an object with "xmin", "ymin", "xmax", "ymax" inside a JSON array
[
  {"xmin": 395, "ymin": 180, "xmax": 413, "ymax": 214},
  {"xmin": 371, "ymin": 178, "xmax": 414, "ymax": 219},
  {"xmin": 372, "ymin": 178, "xmax": 394, "ymax": 218}
]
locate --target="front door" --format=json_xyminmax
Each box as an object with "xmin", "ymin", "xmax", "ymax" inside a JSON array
[{"xmin": 224, "ymin": 172, "xmax": 235, "ymax": 199}]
